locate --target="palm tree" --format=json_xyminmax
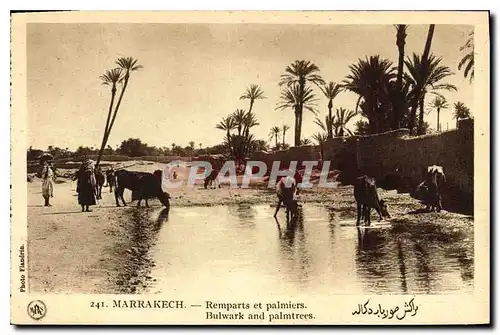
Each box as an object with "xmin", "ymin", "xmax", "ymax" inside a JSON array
[
  {"xmin": 95, "ymin": 68, "xmax": 123, "ymax": 168},
  {"xmin": 300, "ymin": 138, "xmax": 312, "ymax": 146},
  {"xmin": 354, "ymin": 119, "xmax": 370, "ymax": 135},
  {"xmin": 276, "ymin": 84, "xmax": 319, "ymax": 146},
  {"xmin": 314, "ymin": 114, "xmax": 334, "ymax": 137},
  {"xmin": 428, "ymin": 96, "xmax": 449, "ymax": 132},
  {"xmin": 407, "ymin": 24, "xmax": 434, "ymax": 135},
  {"xmin": 269, "ymin": 126, "xmax": 281, "ymax": 148},
  {"xmin": 171, "ymin": 143, "xmax": 176, "ymax": 156},
  {"xmin": 343, "ymin": 55, "xmax": 396, "ymax": 134},
  {"xmin": 459, "ymin": 30, "xmax": 474, "ymax": 83},
  {"xmin": 453, "ymin": 101, "xmax": 471, "ymax": 128},
  {"xmin": 282, "ymin": 125, "xmax": 290, "ymax": 147},
  {"xmin": 242, "ymin": 111, "xmax": 259, "ymax": 138},
  {"xmin": 239, "ymin": 84, "xmax": 266, "ymax": 114},
  {"xmin": 279, "ymin": 60, "xmax": 324, "ymax": 146},
  {"xmin": 333, "ymin": 108, "xmax": 357, "ymax": 137},
  {"xmin": 216, "ymin": 116, "xmax": 236, "ymax": 139},
  {"xmin": 312, "ymin": 132, "xmax": 328, "ymax": 159},
  {"xmin": 232, "ymin": 109, "xmax": 247, "ymax": 136},
  {"xmin": 393, "ymin": 24, "xmax": 408, "ymax": 129},
  {"xmin": 405, "ymin": 53, "xmax": 457, "ymax": 135},
  {"xmin": 216, "ymin": 116, "xmax": 236, "ymax": 154},
  {"xmin": 395, "ymin": 25, "xmax": 408, "ymax": 90},
  {"xmin": 319, "ymin": 82, "xmax": 343, "ymax": 139},
  {"xmin": 102, "ymin": 57, "xmax": 143, "ymax": 148}
]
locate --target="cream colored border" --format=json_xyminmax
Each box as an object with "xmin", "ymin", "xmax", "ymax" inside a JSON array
[{"xmin": 11, "ymin": 11, "xmax": 490, "ymax": 325}]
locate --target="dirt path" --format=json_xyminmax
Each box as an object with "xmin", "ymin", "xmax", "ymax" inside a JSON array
[{"xmin": 27, "ymin": 161, "xmax": 473, "ymax": 294}]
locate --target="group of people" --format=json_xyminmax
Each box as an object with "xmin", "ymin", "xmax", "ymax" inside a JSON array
[{"xmin": 39, "ymin": 156, "xmax": 115, "ymax": 212}]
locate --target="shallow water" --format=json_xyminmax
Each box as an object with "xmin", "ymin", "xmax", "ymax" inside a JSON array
[{"xmin": 147, "ymin": 204, "xmax": 473, "ymax": 296}]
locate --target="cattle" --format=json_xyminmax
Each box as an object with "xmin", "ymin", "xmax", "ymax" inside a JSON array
[
  {"xmin": 95, "ymin": 168, "xmax": 105, "ymax": 200},
  {"xmin": 273, "ymin": 176, "xmax": 299, "ymax": 222},
  {"xmin": 417, "ymin": 165, "xmax": 446, "ymax": 212},
  {"xmin": 354, "ymin": 175, "xmax": 390, "ymax": 226},
  {"xmin": 106, "ymin": 169, "xmax": 117, "ymax": 193},
  {"xmin": 204, "ymin": 169, "xmax": 220, "ymax": 189},
  {"xmin": 114, "ymin": 170, "xmax": 170, "ymax": 208}
]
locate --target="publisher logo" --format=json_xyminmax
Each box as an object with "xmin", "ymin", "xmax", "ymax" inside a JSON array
[{"xmin": 27, "ymin": 300, "xmax": 46, "ymax": 320}]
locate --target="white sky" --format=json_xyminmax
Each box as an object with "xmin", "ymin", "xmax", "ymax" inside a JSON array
[{"xmin": 27, "ymin": 23, "xmax": 473, "ymax": 151}]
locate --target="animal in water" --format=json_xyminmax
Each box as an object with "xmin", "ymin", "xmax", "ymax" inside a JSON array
[
  {"xmin": 274, "ymin": 175, "xmax": 299, "ymax": 222},
  {"xmin": 114, "ymin": 169, "xmax": 170, "ymax": 208},
  {"xmin": 354, "ymin": 175, "xmax": 390, "ymax": 225},
  {"xmin": 105, "ymin": 169, "xmax": 117, "ymax": 193},
  {"xmin": 94, "ymin": 168, "xmax": 105, "ymax": 200},
  {"xmin": 204, "ymin": 169, "xmax": 220, "ymax": 189},
  {"xmin": 416, "ymin": 165, "xmax": 446, "ymax": 212}
]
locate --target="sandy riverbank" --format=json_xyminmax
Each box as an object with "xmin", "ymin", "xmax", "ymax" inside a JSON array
[{"xmin": 26, "ymin": 161, "xmax": 474, "ymax": 294}]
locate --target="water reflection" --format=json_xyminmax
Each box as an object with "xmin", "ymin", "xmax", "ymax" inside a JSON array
[{"xmin": 148, "ymin": 204, "xmax": 474, "ymax": 296}]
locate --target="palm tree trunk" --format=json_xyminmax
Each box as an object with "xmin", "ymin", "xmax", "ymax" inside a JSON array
[
  {"xmin": 395, "ymin": 25, "xmax": 406, "ymax": 129},
  {"xmin": 409, "ymin": 24, "xmax": 435, "ymax": 135},
  {"xmin": 95, "ymin": 86, "xmax": 117, "ymax": 168},
  {"xmin": 294, "ymin": 111, "xmax": 300, "ymax": 147},
  {"xmin": 275, "ymin": 134, "xmax": 278, "ymax": 148},
  {"xmin": 102, "ymin": 73, "xmax": 130, "ymax": 152},
  {"xmin": 282, "ymin": 129, "xmax": 286, "ymax": 147},
  {"xmin": 327, "ymin": 100, "xmax": 333, "ymax": 139},
  {"xmin": 437, "ymin": 107, "xmax": 441, "ymax": 132},
  {"xmin": 417, "ymin": 95, "xmax": 425, "ymax": 135}
]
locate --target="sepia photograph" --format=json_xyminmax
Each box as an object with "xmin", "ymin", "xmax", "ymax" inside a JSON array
[{"xmin": 10, "ymin": 11, "xmax": 490, "ymax": 325}]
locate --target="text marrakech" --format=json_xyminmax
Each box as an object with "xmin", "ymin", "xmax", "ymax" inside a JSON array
[
  {"xmin": 113, "ymin": 300, "xmax": 185, "ymax": 309},
  {"xmin": 206, "ymin": 311, "xmax": 245, "ymax": 320}
]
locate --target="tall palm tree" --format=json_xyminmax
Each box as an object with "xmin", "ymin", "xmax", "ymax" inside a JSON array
[
  {"xmin": 319, "ymin": 81, "xmax": 343, "ymax": 139},
  {"xmin": 343, "ymin": 55, "xmax": 396, "ymax": 134},
  {"xmin": 395, "ymin": 25, "xmax": 408, "ymax": 90},
  {"xmin": 312, "ymin": 132, "xmax": 328, "ymax": 159},
  {"xmin": 314, "ymin": 114, "xmax": 334, "ymax": 137},
  {"xmin": 428, "ymin": 96, "xmax": 449, "ymax": 132},
  {"xmin": 405, "ymin": 53, "xmax": 457, "ymax": 135},
  {"xmin": 242, "ymin": 111, "xmax": 259, "ymax": 138},
  {"xmin": 276, "ymin": 84, "xmax": 319, "ymax": 146},
  {"xmin": 282, "ymin": 125, "xmax": 290, "ymax": 147},
  {"xmin": 239, "ymin": 84, "xmax": 266, "ymax": 114},
  {"xmin": 333, "ymin": 108, "xmax": 357, "ymax": 137},
  {"xmin": 407, "ymin": 24, "xmax": 434, "ymax": 135},
  {"xmin": 231, "ymin": 109, "xmax": 247, "ymax": 136},
  {"xmin": 453, "ymin": 101, "xmax": 471, "ymax": 128},
  {"xmin": 458, "ymin": 30, "xmax": 474, "ymax": 83},
  {"xmin": 269, "ymin": 126, "xmax": 281, "ymax": 148},
  {"xmin": 96, "ymin": 68, "xmax": 123, "ymax": 167},
  {"xmin": 393, "ymin": 24, "xmax": 408, "ymax": 129},
  {"xmin": 216, "ymin": 116, "xmax": 236, "ymax": 153},
  {"xmin": 100, "ymin": 57, "xmax": 143, "ymax": 161},
  {"xmin": 279, "ymin": 60, "xmax": 324, "ymax": 146}
]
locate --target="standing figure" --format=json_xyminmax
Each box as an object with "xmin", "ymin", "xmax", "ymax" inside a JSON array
[
  {"xmin": 106, "ymin": 168, "xmax": 117, "ymax": 193},
  {"xmin": 41, "ymin": 161, "xmax": 56, "ymax": 207},
  {"xmin": 75, "ymin": 159, "xmax": 97, "ymax": 212}
]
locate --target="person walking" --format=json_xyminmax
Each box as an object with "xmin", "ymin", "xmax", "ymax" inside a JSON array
[
  {"xmin": 75, "ymin": 158, "xmax": 97, "ymax": 212},
  {"xmin": 41, "ymin": 160, "xmax": 56, "ymax": 207}
]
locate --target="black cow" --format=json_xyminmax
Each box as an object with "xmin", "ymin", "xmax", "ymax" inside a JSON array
[
  {"xmin": 354, "ymin": 175, "xmax": 390, "ymax": 225},
  {"xmin": 95, "ymin": 168, "xmax": 105, "ymax": 200},
  {"xmin": 114, "ymin": 170, "xmax": 170, "ymax": 208},
  {"xmin": 274, "ymin": 176, "xmax": 299, "ymax": 222}
]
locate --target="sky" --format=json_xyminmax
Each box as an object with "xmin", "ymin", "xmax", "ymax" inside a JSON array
[{"xmin": 27, "ymin": 23, "xmax": 473, "ymax": 151}]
